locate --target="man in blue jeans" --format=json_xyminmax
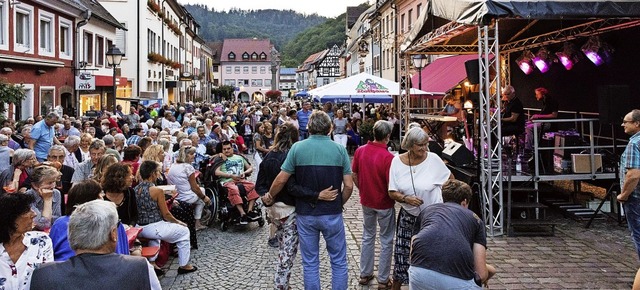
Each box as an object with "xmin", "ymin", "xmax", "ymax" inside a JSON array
[
  {"xmin": 296, "ymin": 102, "xmax": 312, "ymax": 140},
  {"xmin": 618, "ymin": 109, "xmax": 640, "ymax": 260},
  {"xmin": 266, "ymin": 111, "xmax": 353, "ymax": 290}
]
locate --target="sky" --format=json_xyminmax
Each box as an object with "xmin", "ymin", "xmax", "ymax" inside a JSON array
[{"xmin": 179, "ymin": 0, "xmax": 370, "ymax": 18}]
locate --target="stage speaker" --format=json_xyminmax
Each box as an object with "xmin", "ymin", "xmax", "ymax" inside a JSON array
[
  {"xmin": 598, "ymin": 85, "xmax": 631, "ymax": 124},
  {"xmin": 465, "ymin": 59, "xmax": 480, "ymax": 85},
  {"xmin": 442, "ymin": 141, "xmax": 474, "ymax": 166},
  {"xmin": 429, "ymin": 141, "xmax": 443, "ymax": 157}
]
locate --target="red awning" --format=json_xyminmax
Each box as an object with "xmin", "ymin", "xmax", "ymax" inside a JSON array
[
  {"xmin": 411, "ymin": 54, "xmax": 480, "ymax": 98},
  {"xmin": 95, "ymin": 75, "xmax": 128, "ymax": 87}
]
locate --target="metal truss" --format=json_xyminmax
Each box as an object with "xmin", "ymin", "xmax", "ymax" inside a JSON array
[
  {"xmin": 478, "ymin": 23, "xmax": 504, "ymax": 237},
  {"xmin": 412, "ymin": 45, "xmax": 479, "ymax": 54},
  {"xmin": 405, "ymin": 22, "xmax": 476, "ymax": 53},
  {"xmin": 501, "ymin": 19, "xmax": 640, "ymax": 53},
  {"xmin": 398, "ymin": 56, "xmax": 410, "ymax": 140}
]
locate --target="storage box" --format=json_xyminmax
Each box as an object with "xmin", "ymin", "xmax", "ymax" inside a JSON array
[
  {"xmin": 571, "ymin": 154, "xmax": 603, "ymax": 173},
  {"xmin": 587, "ymin": 199, "xmax": 610, "ymax": 213}
]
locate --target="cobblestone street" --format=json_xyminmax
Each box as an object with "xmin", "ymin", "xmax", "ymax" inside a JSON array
[{"xmin": 158, "ymin": 181, "xmax": 637, "ymax": 289}]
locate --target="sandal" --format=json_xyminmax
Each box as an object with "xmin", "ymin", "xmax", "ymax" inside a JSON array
[
  {"xmin": 378, "ymin": 279, "xmax": 392, "ymax": 290},
  {"xmin": 359, "ymin": 275, "xmax": 374, "ymax": 285}
]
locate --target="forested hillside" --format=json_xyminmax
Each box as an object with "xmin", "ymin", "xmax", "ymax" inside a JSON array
[
  {"xmin": 184, "ymin": 3, "xmax": 370, "ymax": 67},
  {"xmin": 184, "ymin": 5, "xmax": 327, "ymax": 52}
]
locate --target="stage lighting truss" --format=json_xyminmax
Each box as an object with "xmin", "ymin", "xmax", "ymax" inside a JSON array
[
  {"xmin": 533, "ymin": 47, "xmax": 553, "ymax": 73},
  {"xmin": 581, "ymin": 36, "xmax": 614, "ymax": 66},
  {"xmin": 555, "ymin": 42, "xmax": 580, "ymax": 70},
  {"xmin": 516, "ymin": 50, "xmax": 535, "ymax": 75}
]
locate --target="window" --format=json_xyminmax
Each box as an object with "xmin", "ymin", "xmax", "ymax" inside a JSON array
[
  {"xmin": 39, "ymin": 88, "xmax": 55, "ymax": 115},
  {"xmin": 251, "ymin": 53, "xmax": 258, "ymax": 60},
  {"xmin": 408, "ymin": 9, "xmax": 413, "ymax": 30},
  {"xmin": 95, "ymin": 36, "xmax": 104, "ymax": 66},
  {"xmin": 264, "ymin": 79, "xmax": 271, "ymax": 87},
  {"xmin": 38, "ymin": 11, "xmax": 53, "ymax": 56},
  {"xmin": 400, "ymin": 14, "xmax": 405, "ymax": 33},
  {"xmin": 260, "ymin": 66, "xmax": 266, "ymax": 74},
  {"xmin": 224, "ymin": 79, "xmax": 235, "ymax": 86},
  {"xmin": 417, "ymin": 4, "xmax": 422, "ymax": 18},
  {"xmin": 238, "ymin": 79, "xmax": 249, "ymax": 86},
  {"xmin": 251, "ymin": 66, "xmax": 257, "ymax": 74},
  {"xmin": 115, "ymin": 23, "xmax": 127, "ymax": 56},
  {"xmin": 225, "ymin": 66, "xmax": 232, "ymax": 74},
  {"xmin": 229, "ymin": 52, "xmax": 235, "ymax": 60},
  {"xmin": 234, "ymin": 66, "xmax": 240, "ymax": 73},
  {"xmin": 213, "ymin": 65, "xmax": 219, "ymax": 72},
  {"xmin": 14, "ymin": 5, "xmax": 33, "ymax": 53},
  {"xmin": 260, "ymin": 53, "xmax": 267, "ymax": 60},
  {"xmin": 242, "ymin": 52, "xmax": 249, "ymax": 60},
  {"xmin": 84, "ymin": 32, "xmax": 94, "ymax": 65},
  {"xmin": 59, "ymin": 18, "xmax": 72, "ymax": 59},
  {"xmin": 0, "ymin": 2, "xmax": 6, "ymax": 49},
  {"xmin": 251, "ymin": 79, "xmax": 262, "ymax": 87},
  {"xmin": 243, "ymin": 66, "xmax": 249, "ymax": 73}
]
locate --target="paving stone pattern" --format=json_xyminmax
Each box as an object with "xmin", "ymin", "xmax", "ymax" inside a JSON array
[{"xmin": 160, "ymin": 156, "xmax": 638, "ymax": 289}]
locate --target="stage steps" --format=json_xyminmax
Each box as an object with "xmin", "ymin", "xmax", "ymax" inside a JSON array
[
  {"xmin": 543, "ymin": 198, "xmax": 604, "ymax": 221},
  {"xmin": 507, "ymin": 187, "xmax": 557, "ymax": 237}
]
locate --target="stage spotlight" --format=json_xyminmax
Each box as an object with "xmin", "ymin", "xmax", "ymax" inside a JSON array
[
  {"xmin": 533, "ymin": 47, "xmax": 553, "ymax": 73},
  {"xmin": 555, "ymin": 42, "xmax": 580, "ymax": 70},
  {"xmin": 516, "ymin": 50, "xmax": 534, "ymax": 75},
  {"xmin": 581, "ymin": 36, "xmax": 613, "ymax": 66}
]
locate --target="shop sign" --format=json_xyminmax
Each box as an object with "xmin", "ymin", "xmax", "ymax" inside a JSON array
[{"xmin": 76, "ymin": 73, "xmax": 96, "ymax": 90}]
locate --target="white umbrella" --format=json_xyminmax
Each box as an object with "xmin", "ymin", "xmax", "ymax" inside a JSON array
[{"xmin": 311, "ymin": 72, "xmax": 400, "ymax": 104}]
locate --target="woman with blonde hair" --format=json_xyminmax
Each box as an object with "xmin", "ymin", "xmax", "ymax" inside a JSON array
[
  {"xmin": 142, "ymin": 144, "xmax": 168, "ymax": 185},
  {"xmin": 92, "ymin": 154, "xmax": 119, "ymax": 184},
  {"xmin": 79, "ymin": 133, "xmax": 93, "ymax": 162}
]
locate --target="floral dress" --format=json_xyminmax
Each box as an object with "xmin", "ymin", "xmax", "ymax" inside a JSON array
[{"xmin": 0, "ymin": 231, "xmax": 53, "ymax": 290}]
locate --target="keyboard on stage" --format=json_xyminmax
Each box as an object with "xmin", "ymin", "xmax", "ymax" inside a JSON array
[{"xmin": 411, "ymin": 114, "xmax": 457, "ymax": 122}]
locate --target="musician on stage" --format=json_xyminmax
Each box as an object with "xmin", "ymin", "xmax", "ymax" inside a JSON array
[
  {"xmin": 500, "ymin": 85, "xmax": 525, "ymax": 136},
  {"xmin": 524, "ymin": 87, "xmax": 558, "ymax": 152},
  {"xmin": 438, "ymin": 94, "xmax": 463, "ymax": 140}
]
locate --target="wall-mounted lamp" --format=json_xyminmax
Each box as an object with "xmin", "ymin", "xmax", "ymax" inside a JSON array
[
  {"xmin": 36, "ymin": 69, "xmax": 46, "ymax": 75},
  {"xmin": 1, "ymin": 68, "xmax": 13, "ymax": 73}
]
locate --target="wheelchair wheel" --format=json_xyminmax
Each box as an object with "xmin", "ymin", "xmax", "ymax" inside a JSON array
[
  {"xmin": 258, "ymin": 218, "xmax": 265, "ymax": 227},
  {"xmin": 220, "ymin": 221, "xmax": 228, "ymax": 232},
  {"xmin": 205, "ymin": 187, "xmax": 219, "ymax": 224}
]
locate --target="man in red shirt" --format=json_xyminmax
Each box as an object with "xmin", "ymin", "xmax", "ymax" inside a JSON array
[{"xmin": 352, "ymin": 120, "xmax": 396, "ymax": 289}]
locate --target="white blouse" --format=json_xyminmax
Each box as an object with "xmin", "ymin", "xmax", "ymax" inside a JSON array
[
  {"xmin": 0, "ymin": 231, "xmax": 53, "ymax": 290},
  {"xmin": 388, "ymin": 152, "xmax": 451, "ymax": 216}
]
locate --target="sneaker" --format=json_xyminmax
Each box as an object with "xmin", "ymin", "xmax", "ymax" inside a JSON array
[
  {"xmin": 247, "ymin": 211, "xmax": 260, "ymax": 221},
  {"xmin": 268, "ymin": 237, "xmax": 278, "ymax": 248},
  {"xmin": 239, "ymin": 215, "xmax": 249, "ymax": 225}
]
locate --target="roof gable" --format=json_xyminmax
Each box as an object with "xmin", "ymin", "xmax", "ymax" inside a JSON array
[{"xmin": 221, "ymin": 39, "xmax": 272, "ymax": 62}]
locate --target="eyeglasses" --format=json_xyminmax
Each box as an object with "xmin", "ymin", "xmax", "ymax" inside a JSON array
[
  {"xmin": 48, "ymin": 155, "xmax": 65, "ymax": 160},
  {"xmin": 623, "ymin": 120, "xmax": 636, "ymax": 124}
]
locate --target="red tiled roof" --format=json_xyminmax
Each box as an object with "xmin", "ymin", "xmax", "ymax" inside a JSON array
[
  {"xmin": 220, "ymin": 39, "xmax": 273, "ymax": 62},
  {"xmin": 206, "ymin": 41, "xmax": 224, "ymax": 63},
  {"xmin": 297, "ymin": 49, "xmax": 328, "ymax": 72}
]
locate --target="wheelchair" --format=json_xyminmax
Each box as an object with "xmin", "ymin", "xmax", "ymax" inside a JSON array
[{"xmin": 199, "ymin": 156, "xmax": 265, "ymax": 232}]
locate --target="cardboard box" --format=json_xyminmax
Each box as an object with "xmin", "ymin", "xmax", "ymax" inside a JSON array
[
  {"xmin": 587, "ymin": 199, "xmax": 610, "ymax": 213},
  {"xmin": 571, "ymin": 154, "xmax": 603, "ymax": 173}
]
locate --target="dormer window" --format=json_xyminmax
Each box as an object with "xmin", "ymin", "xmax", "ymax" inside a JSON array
[
  {"xmin": 242, "ymin": 52, "xmax": 249, "ymax": 60},
  {"xmin": 260, "ymin": 52, "xmax": 267, "ymax": 60},
  {"xmin": 229, "ymin": 52, "xmax": 235, "ymax": 60},
  {"xmin": 251, "ymin": 53, "xmax": 258, "ymax": 60}
]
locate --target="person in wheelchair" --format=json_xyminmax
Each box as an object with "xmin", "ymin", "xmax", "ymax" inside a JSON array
[{"xmin": 214, "ymin": 141, "xmax": 260, "ymax": 225}]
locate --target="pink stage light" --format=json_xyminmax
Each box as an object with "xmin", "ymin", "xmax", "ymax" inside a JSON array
[
  {"xmin": 518, "ymin": 61, "xmax": 533, "ymax": 75},
  {"xmin": 584, "ymin": 51, "xmax": 604, "ymax": 66},
  {"xmin": 533, "ymin": 47, "xmax": 552, "ymax": 73},
  {"xmin": 557, "ymin": 55, "xmax": 574, "ymax": 70},
  {"xmin": 581, "ymin": 36, "xmax": 613, "ymax": 66},
  {"xmin": 516, "ymin": 50, "xmax": 535, "ymax": 75},
  {"xmin": 556, "ymin": 42, "xmax": 579, "ymax": 70}
]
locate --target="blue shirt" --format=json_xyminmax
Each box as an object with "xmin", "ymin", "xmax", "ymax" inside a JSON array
[
  {"xmin": 49, "ymin": 216, "xmax": 129, "ymax": 261},
  {"xmin": 297, "ymin": 109, "xmax": 312, "ymax": 131},
  {"xmin": 30, "ymin": 120, "xmax": 55, "ymax": 160},
  {"xmin": 621, "ymin": 131, "xmax": 640, "ymax": 198},
  {"xmin": 281, "ymin": 135, "xmax": 351, "ymax": 216}
]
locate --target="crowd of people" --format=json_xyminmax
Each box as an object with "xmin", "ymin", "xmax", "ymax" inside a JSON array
[{"xmin": 0, "ymin": 99, "xmax": 494, "ymax": 290}]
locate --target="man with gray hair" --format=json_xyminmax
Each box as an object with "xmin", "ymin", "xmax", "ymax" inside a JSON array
[
  {"xmin": 71, "ymin": 140, "xmax": 106, "ymax": 184},
  {"xmin": 351, "ymin": 120, "xmax": 396, "ymax": 288},
  {"xmin": 0, "ymin": 134, "xmax": 12, "ymax": 172},
  {"xmin": 102, "ymin": 135, "xmax": 122, "ymax": 161},
  {"xmin": 29, "ymin": 112, "xmax": 61, "ymax": 161},
  {"xmin": 63, "ymin": 135, "xmax": 82, "ymax": 169},
  {"xmin": 31, "ymin": 200, "xmax": 161, "ymax": 290},
  {"xmin": 265, "ymin": 111, "xmax": 353, "ymax": 289},
  {"xmin": 500, "ymin": 85, "xmax": 525, "ymax": 136}
]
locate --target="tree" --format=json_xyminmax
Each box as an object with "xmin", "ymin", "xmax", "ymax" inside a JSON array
[
  {"xmin": 212, "ymin": 85, "xmax": 235, "ymax": 101},
  {"xmin": 0, "ymin": 80, "xmax": 26, "ymax": 117}
]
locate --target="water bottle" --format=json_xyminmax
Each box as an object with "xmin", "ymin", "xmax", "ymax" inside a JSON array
[{"xmin": 515, "ymin": 154, "xmax": 522, "ymax": 173}]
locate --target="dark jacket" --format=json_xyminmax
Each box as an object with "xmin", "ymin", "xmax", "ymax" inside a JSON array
[{"xmin": 255, "ymin": 150, "xmax": 317, "ymax": 206}]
